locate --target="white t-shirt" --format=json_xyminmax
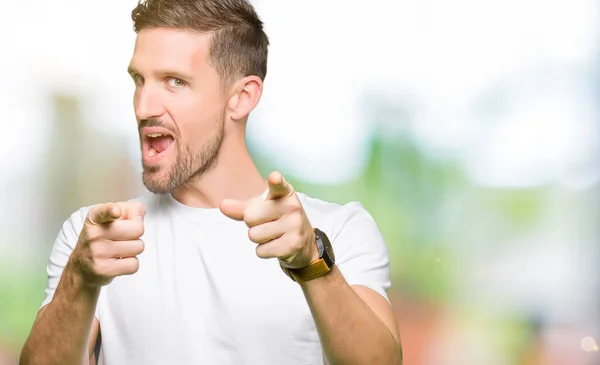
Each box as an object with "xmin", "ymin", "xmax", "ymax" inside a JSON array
[{"xmin": 41, "ymin": 191, "xmax": 392, "ymax": 365}]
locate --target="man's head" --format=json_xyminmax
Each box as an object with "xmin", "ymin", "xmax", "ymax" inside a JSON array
[{"xmin": 128, "ymin": 0, "xmax": 269, "ymax": 194}]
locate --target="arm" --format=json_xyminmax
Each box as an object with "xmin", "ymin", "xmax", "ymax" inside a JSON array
[
  {"xmin": 20, "ymin": 202, "xmax": 145, "ymax": 365},
  {"xmin": 303, "ymin": 267, "xmax": 402, "ymax": 365},
  {"xmin": 220, "ymin": 172, "xmax": 402, "ymax": 364},
  {"xmin": 20, "ymin": 265, "xmax": 100, "ymax": 365}
]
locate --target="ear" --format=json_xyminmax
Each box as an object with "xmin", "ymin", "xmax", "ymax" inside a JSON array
[{"xmin": 227, "ymin": 76, "xmax": 263, "ymax": 121}]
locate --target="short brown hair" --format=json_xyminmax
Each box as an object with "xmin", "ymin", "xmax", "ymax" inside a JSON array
[{"xmin": 131, "ymin": 0, "xmax": 269, "ymax": 86}]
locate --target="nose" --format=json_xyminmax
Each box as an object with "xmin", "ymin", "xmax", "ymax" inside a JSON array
[{"xmin": 134, "ymin": 85, "xmax": 164, "ymax": 121}]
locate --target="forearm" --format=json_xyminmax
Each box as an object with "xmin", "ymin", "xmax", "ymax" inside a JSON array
[
  {"xmin": 301, "ymin": 266, "xmax": 402, "ymax": 365},
  {"xmin": 20, "ymin": 262, "xmax": 99, "ymax": 365}
]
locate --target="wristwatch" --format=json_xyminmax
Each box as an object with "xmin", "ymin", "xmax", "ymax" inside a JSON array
[{"xmin": 281, "ymin": 228, "xmax": 335, "ymax": 283}]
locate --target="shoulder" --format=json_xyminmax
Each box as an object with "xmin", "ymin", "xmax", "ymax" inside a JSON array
[
  {"xmin": 297, "ymin": 191, "xmax": 370, "ymax": 217},
  {"xmin": 297, "ymin": 192, "xmax": 391, "ymax": 298},
  {"xmin": 297, "ymin": 192, "xmax": 380, "ymax": 242}
]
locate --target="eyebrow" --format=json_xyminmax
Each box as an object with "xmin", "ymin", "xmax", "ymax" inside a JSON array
[
  {"xmin": 127, "ymin": 65, "xmax": 195, "ymax": 81},
  {"xmin": 127, "ymin": 65, "xmax": 139, "ymax": 76}
]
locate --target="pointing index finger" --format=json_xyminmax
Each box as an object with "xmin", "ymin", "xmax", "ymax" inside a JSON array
[
  {"xmin": 118, "ymin": 202, "xmax": 147, "ymax": 221},
  {"xmin": 267, "ymin": 171, "xmax": 294, "ymax": 200}
]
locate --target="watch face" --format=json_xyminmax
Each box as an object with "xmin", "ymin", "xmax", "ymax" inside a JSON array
[
  {"xmin": 316, "ymin": 228, "xmax": 335, "ymax": 264},
  {"xmin": 326, "ymin": 244, "xmax": 335, "ymax": 263},
  {"xmin": 315, "ymin": 229, "xmax": 325, "ymax": 257}
]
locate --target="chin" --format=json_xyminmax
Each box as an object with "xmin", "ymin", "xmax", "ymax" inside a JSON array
[{"xmin": 142, "ymin": 169, "xmax": 173, "ymax": 194}]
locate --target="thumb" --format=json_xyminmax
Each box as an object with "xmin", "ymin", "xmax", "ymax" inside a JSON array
[
  {"xmin": 87, "ymin": 203, "xmax": 122, "ymax": 225},
  {"xmin": 219, "ymin": 199, "xmax": 245, "ymax": 221}
]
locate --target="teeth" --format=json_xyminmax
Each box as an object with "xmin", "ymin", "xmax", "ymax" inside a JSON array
[
  {"xmin": 148, "ymin": 133, "xmax": 163, "ymax": 138},
  {"xmin": 148, "ymin": 148, "xmax": 156, "ymax": 157}
]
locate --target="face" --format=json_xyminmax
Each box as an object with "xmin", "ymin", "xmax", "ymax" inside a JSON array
[{"xmin": 129, "ymin": 28, "xmax": 226, "ymax": 194}]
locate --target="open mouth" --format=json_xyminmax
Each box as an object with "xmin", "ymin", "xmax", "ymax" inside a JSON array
[{"xmin": 142, "ymin": 127, "xmax": 175, "ymax": 161}]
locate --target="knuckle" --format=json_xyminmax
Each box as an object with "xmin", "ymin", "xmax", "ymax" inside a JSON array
[
  {"xmin": 285, "ymin": 203, "xmax": 302, "ymax": 216},
  {"xmin": 135, "ymin": 239, "xmax": 145, "ymax": 254},
  {"xmin": 128, "ymin": 258, "xmax": 140, "ymax": 274},
  {"xmin": 119, "ymin": 220, "xmax": 143, "ymax": 239},
  {"xmin": 255, "ymin": 245, "xmax": 268, "ymax": 259},
  {"xmin": 247, "ymin": 227, "xmax": 259, "ymax": 242},
  {"xmin": 289, "ymin": 198, "xmax": 302, "ymax": 210},
  {"xmin": 134, "ymin": 222, "xmax": 145, "ymax": 237}
]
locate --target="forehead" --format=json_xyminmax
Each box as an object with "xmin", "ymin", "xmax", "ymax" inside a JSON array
[{"xmin": 130, "ymin": 27, "xmax": 212, "ymax": 74}]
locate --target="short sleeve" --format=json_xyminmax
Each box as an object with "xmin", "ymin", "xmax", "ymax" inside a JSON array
[
  {"xmin": 40, "ymin": 207, "xmax": 90, "ymax": 309},
  {"xmin": 331, "ymin": 202, "xmax": 392, "ymax": 302}
]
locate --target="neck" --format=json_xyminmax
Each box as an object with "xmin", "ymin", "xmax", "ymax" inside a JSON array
[{"xmin": 170, "ymin": 128, "xmax": 267, "ymax": 208}]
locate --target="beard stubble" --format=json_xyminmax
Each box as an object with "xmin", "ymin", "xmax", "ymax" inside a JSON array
[{"xmin": 141, "ymin": 118, "xmax": 225, "ymax": 194}]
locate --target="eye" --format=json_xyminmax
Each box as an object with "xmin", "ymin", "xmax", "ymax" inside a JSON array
[{"xmin": 167, "ymin": 78, "xmax": 186, "ymax": 88}]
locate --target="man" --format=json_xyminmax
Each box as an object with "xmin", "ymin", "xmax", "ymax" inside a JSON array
[{"xmin": 20, "ymin": 0, "xmax": 402, "ymax": 364}]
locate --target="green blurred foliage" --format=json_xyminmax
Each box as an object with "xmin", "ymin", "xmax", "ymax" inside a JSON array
[
  {"xmin": 0, "ymin": 94, "xmax": 551, "ymax": 363},
  {"xmin": 0, "ymin": 260, "xmax": 47, "ymax": 353},
  {"xmin": 252, "ymin": 132, "xmax": 463, "ymax": 304}
]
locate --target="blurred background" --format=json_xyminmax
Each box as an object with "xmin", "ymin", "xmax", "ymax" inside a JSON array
[{"xmin": 1, "ymin": 0, "xmax": 599, "ymax": 364}]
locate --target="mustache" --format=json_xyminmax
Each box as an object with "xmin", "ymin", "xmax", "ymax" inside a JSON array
[{"xmin": 138, "ymin": 118, "xmax": 177, "ymax": 135}]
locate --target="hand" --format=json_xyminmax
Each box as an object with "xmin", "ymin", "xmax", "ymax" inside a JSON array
[
  {"xmin": 69, "ymin": 201, "xmax": 146, "ymax": 287},
  {"xmin": 220, "ymin": 171, "xmax": 318, "ymax": 269}
]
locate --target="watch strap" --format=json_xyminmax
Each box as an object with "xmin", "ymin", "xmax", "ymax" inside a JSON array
[{"xmin": 281, "ymin": 258, "xmax": 331, "ymax": 283}]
